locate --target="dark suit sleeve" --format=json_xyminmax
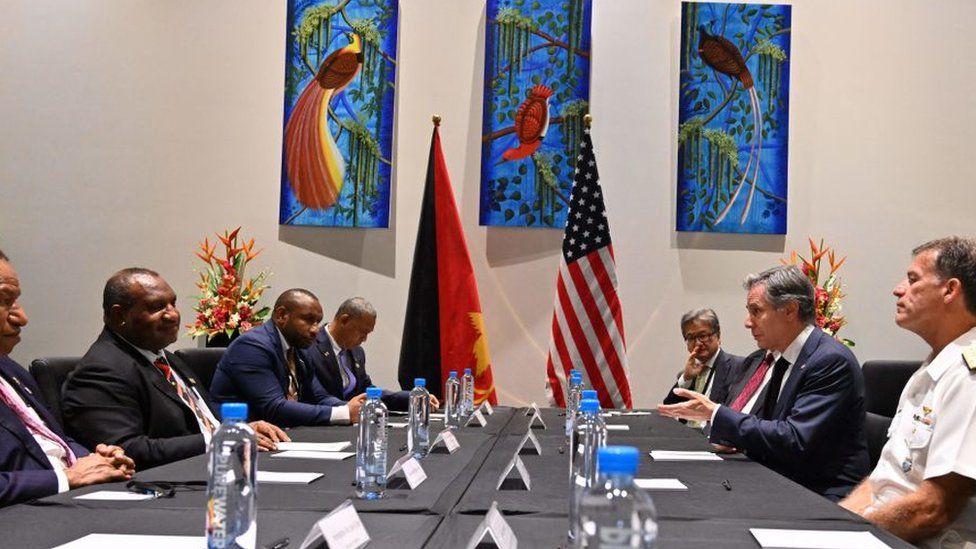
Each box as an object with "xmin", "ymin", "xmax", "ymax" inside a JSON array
[
  {"xmin": 709, "ymin": 351, "xmax": 859, "ymax": 463},
  {"xmin": 217, "ymin": 340, "xmax": 337, "ymax": 428},
  {"xmin": 62, "ymin": 360, "xmax": 205, "ymax": 469},
  {"xmin": 0, "ymin": 470, "xmax": 59, "ymax": 507},
  {"xmin": 308, "ymin": 370, "xmax": 344, "ymax": 408}
]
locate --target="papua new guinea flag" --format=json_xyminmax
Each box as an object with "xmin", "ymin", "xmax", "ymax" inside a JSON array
[{"xmin": 398, "ymin": 124, "xmax": 498, "ymax": 404}]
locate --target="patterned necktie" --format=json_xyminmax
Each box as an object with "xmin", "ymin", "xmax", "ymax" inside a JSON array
[
  {"xmin": 285, "ymin": 348, "xmax": 300, "ymax": 401},
  {"xmin": 339, "ymin": 350, "xmax": 357, "ymax": 399},
  {"xmin": 154, "ymin": 357, "xmax": 215, "ymax": 434},
  {"xmin": 729, "ymin": 353, "xmax": 775, "ymax": 412},
  {"xmin": 0, "ymin": 375, "xmax": 77, "ymax": 466},
  {"xmin": 760, "ymin": 358, "xmax": 791, "ymax": 420},
  {"xmin": 692, "ymin": 366, "xmax": 711, "ymax": 394}
]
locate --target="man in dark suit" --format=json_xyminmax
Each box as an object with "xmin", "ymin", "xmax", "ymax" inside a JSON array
[
  {"xmin": 211, "ymin": 289, "xmax": 366, "ymax": 427},
  {"xmin": 662, "ymin": 308, "xmax": 744, "ymax": 408},
  {"xmin": 63, "ymin": 268, "xmax": 288, "ymax": 470},
  {"xmin": 659, "ymin": 265, "xmax": 869, "ymax": 500},
  {"xmin": 305, "ymin": 297, "xmax": 423, "ymax": 412},
  {"xmin": 0, "ymin": 251, "xmax": 134, "ymax": 506}
]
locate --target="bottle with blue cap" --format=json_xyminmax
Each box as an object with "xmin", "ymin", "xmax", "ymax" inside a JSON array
[
  {"xmin": 565, "ymin": 368, "xmax": 580, "ymax": 406},
  {"xmin": 408, "ymin": 378, "xmax": 431, "ymax": 458},
  {"xmin": 576, "ymin": 446, "xmax": 658, "ymax": 548},
  {"xmin": 206, "ymin": 402, "xmax": 256, "ymax": 549},
  {"xmin": 461, "ymin": 368, "xmax": 475, "ymax": 419},
  {"xmin": 356, "ymin": 387, "xmax": 388, "ymax": 499},
  {"xmin": 569, "ymin": 398, "xmax": 607, "ymax": 541},
  {"xmin": 565, "ymin": 373, "xmax": 584, "ymax": 439},
  {"xmin": 444, "ymin": 371, "xmax": 461, "ymax": 429}
]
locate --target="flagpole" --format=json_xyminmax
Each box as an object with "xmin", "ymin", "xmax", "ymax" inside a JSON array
[
  {"xmin": 432, "ymin": 114, "xmax": 441, "ymax": 127},
  {"xmin": 584, "ymin": 113, "xmax": 592, "ymax": 127}
]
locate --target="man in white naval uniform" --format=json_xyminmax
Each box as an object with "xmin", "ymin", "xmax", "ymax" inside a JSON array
[{"xmin": 841, "ymin": 237, "xmax": 976, "ymax": 547}]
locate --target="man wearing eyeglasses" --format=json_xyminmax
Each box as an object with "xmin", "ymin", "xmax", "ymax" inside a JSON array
[{"xmin": 662, "ymin": 309, "xmax": 744, "ymax": 408}]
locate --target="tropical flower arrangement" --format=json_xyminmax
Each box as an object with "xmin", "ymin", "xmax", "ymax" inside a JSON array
[
  {"xmin": 782, "ymin": 238, "xmax": 854, "ymax": 347},
  {"xmin": 187, "ymin": 227, "xmax": 271, "ymax": 342}
]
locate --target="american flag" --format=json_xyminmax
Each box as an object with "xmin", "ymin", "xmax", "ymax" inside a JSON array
[{"xmin": 545, "ymin": 128, "xmax": 632, "ymax": 409}]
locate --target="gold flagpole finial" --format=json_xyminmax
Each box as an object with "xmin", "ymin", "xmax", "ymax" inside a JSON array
[
  {"xmin": 583, "ymin": 114, "xmax": 592, "ymax": 128},
  {"xmin": 432, "ymin": 114, "xmax": 442, "ymax": 127}
]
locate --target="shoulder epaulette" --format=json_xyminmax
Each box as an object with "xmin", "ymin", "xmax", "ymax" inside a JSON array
[{"xmin": 962, "ymin": 344, "xmax": 976, "ymax": 372}]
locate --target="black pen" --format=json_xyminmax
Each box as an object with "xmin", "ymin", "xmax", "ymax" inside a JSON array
[
  {"xmin": 265, "ymin": 536, "xmax": 289, "ymax": 549},
  {"xmin": 722, "ymin": 479, "xmax": 732, "ymax": 491}
]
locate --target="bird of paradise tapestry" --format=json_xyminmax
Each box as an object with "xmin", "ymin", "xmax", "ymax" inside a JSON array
[
  {"xmin": 676, "ymin": 2, "xmax": 791, "ymax": 234},
  {"xmin": 479, "ymin": 0, "xmax": 592, "ymax": 228},
  {"xmin": 280, "ymin": 0, "xmax": 397, "ymax": 228}
]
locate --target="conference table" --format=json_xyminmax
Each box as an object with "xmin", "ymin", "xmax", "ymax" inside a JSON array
[{"xmin": 0, "ymin": 407, "xmax": 913, "ymax": 548}]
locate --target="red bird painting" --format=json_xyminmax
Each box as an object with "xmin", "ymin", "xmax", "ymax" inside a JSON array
[
  {"xmin": 284, "ymin": 33, "xmax": 363, "ymax": 211},
  {"xmin": 697, "ymin": 26, "xmax": 763, "ymax": 225},
  {"xmin": 502, "ymin": 84, "xmax": 554, "ymax": 161}
]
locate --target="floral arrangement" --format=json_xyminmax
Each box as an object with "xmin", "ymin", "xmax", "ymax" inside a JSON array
[
  {"xmin": 782, "ymin": 238, "xmax": 854, "ymax": 347},
  {"xmin": 187, "ymin": 227, "xmax": 271, "ymax": 341}
]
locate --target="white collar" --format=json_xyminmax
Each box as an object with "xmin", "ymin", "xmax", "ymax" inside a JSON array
[
  {"xmin": 702, "ymin": 349, "xmax": 721, "ymax": 370},
  {"xmin": 924, "ymin": 325, "xmax": 976, "ymax": 382},
  {"xmin": 779, "ymin": 324, "xmax": 815, "ymax": 365},
  {"xmin": 276, "ymin": 327, "xmax": 292, "ymax": 356},
  {"xmin": 115, "ymin": 332, "xmax": 166, "ymax": 364},
  {"xmin": 323, "ymin": 323, "xmax": 343, "ymax": 356}
]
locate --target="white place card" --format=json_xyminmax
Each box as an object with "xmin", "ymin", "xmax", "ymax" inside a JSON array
[
  {"xmin": 430, "ymin": 429, "xmax": 461, "ymax": 454},
  {"xmin": 605, "ymin": 424, "xmax": 630, "ymax": 431},
  {"xmin": 465, "ymin": 501, "xmax": 517, "ymax": 549},
  {"xmin": 634, "ymin": 478, "xmax": 688, "ymax": 490},
  {"xmin": 481, "ymin": 400, "xmax": 495, "ymax": 415},
  {"xmin": 465, "ymin": 409, "xmax": 487, "ymax": 427},
  {"xmin": 73, "ymin": 491, "xmax": 155, "ymax": 501},
  {"xmin": 275, "ymin": 441, "xmax": 351, "ymax": 452},
  {"xmin": 301, "ymin": 500, "xmax": 370, "ymax": 549},
  {"xmin": 750, "ymin": 528, "xmax": 890, "ymax": 549},
  {"xmin": 496, "ymin": 453, "xmax": 532, "ymax": 490},
  {"xmin": 515, "ymin": 429, "xmax": 542, "ymax": 455},
  {"xmin": 525, "ymin": 402, "xmax": 542, "ymax": 416},
  {"xmin": 401, "ymin": 455, "xmax": 428, "ymax": 489},
  {"xmin": 388, "ymin": 421, "xmax": 409, "ymax": 429},
  {"xmin": 272, "ymin": 450, "xmax": 355, "ymax": 461},
  {"xmin": 53, "ymin": 534, "xmax": 204, "ymax": 548},
  {"xmin": 430, "ymin": 413, "xmax": 445, "ymax": 420},
  {"xmin": 527, "ymin": 404, "xmax": 547, "ymax": 429},
  {"xmin": 648, "ymin": 450, "xmax": 722, "ymax": 461},
  {"xmin": 257, "ymin": 471, "xmax": 324, "ymax": 484}
]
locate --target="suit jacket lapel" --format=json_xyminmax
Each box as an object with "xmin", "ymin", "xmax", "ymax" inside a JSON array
[
  {"xmin": 105, "ymin": 331, "xmax": 190, "ymax": 413},
  {"xmin": 730, "ymin": 351, "xmax": 764, "ymax": 401},
  {"xmin": 0, "ymin": 362, "xmax": 62, "ymax": 465},
  {"xmin": 773, "ymin": 328, "xmax": 823, "ymax": 418}
]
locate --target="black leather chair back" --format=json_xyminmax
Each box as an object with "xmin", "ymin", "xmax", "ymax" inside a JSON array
[
  {"xmin": 864, "ymin": 411, "xmax": 893, "ymax": 470},
  {"xmin": 862, "ymin": 360, "xmax": 921, "ymax": 417},
  {"xmin": 173, "ymin": 347, "xmax": 225, "ymax": 392},
  {"xmin": 29, "ymin": 357, "xmax": 81, "ymax": 426}
]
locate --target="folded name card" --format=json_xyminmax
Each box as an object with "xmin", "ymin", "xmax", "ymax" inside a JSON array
[{"xmin": 605, "ymin": 424, "xmax": 630, "ymax": 431}]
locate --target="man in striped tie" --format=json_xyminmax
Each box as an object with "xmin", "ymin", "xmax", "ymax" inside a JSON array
[
  {"xmin": 63, "ymin": 268, "xmax": 289, "ymax": 469},
  {"xmin": 0, "ymin": 250, "xmax": 135, "ymax": 506},
  {"xmin": 659, "ymin": 265, "xmax": 869, "ymax": 500}
]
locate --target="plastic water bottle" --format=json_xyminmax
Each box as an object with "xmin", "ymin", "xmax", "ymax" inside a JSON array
[
  {"xmin": 569, "ymin": 398, "xmax": 607, "ymax": 540},
  {"xmin": 408, "ymin": 378, "xmax": 431, "ymax": 458},
  {"xmin": 461, "ymin": 368, "xmax": 475, "ymax": 419},
  {"xmin": 206, "ymin": 402, "xmax": 256, "ymax": 549},
  {"xmin": 576, "ymin": 446, "xmax": 658, "ymax": 548},
  {"xmin": 444, "ymin": 371, "xmax": 461, "ymax": 429},
  {"xmin": 356, "ymin": 387, "xmax": 388, "ymax": 500},
  {"xmin": 582, "ymin": 389, "xmax": 598, "ymax": 402},
  {"xmin": 565, "ymin": 368, "xmax": 579, "ymax": 404},
  {"xmin": 565, "ymin": 373, "xmax": 584, "ymax": 438}
]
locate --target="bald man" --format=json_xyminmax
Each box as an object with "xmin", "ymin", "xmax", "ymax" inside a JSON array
[{"xmin": 211, "ymin": 289, "xmax": 366, "ymax": 427}]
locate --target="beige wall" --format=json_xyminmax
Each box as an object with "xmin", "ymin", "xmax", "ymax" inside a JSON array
[{"xmin": 1, "ymin": 0, "xmax": 973, "ymax": 407}]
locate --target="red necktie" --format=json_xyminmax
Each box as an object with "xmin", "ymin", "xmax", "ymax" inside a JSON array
[
  {"xmin": 729, "ymin": 353, "xmax": 774, "ymax": 412},
  {"xmin": 154, "ymin": 357, "xmax": 215, "ymax": 434}
]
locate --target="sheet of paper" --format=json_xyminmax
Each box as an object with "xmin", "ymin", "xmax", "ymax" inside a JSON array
[
  {"xmin": 272, "ymin": 450, "xmax": 355, "ymax": 461},
  {"xmin": 605, "ymin": 424, "xmax": 630, "ymax": 431},
  {"xmin": 388, "ymin": 421, "xmax": 409, "ymax": 429},
  {"xmin": 430, "ymin": 413, "xmax": 445, "ymax": 419},
  {"xmin": 634, "ymin": 478, "xmax": 687, "ymax": 490},
  {"xmin": 257, "ymin": 471, "xmax": 323, "ymax": 484},
  {"xmin": 73, "ymin": 491, "xmax": 155, "ymax": 501},
  {"xmin": 608, "ymin": 410, "xmax": 653, "ymax": 416},
  {"xmin": 648, "ymin": 450, "xmax": 722, "ymax": 461},
  {"xmin": 275, "ymin": 441, "xmax": 351, "ymax": 452},
  {"xmin": 750, "ymin": 528, "xmax": 891, "ymax": 549},
  {"xmin": 53, "ymin": 534, "xmax": 204, "ymax": 549}
]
